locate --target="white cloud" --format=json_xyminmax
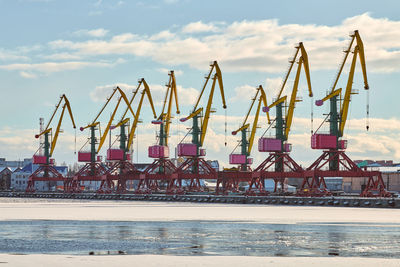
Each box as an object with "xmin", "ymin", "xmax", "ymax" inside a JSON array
[
  {"xmin": 39, "ymin": 13, "xmax": 400, "ymax": 73},
  {"xmin": 42, "ymin": 53, "xmax": 82, "ymax": 60},
  {"xmin": 19, "ymin": 71, "xmax": 37, "ymax": 79},
  {"xmin": 90, "ymin": 82, "xmax": 198, "ymax": 113},
  {"xmin": 73, "ymin": 28, "xmax": 109, "ymax": 38},
  {"xmin": 90, "ymin": 83, "xmax": 138, "ymax": 103},
  {"xmin": 164, "ymin": 0, "xmax": 179, "ymax": 4},
  {"xmin": 182, "ymin": 21, "xmax": 219, "ymax": 33},
  {"xmin": 0, "ymin": 59, "xmax": 123, "ymax": 77},
  {"xmin": 229, "ymin": 84, "xmax": 256, "ymax": 103},
  {"xmin": 156, "ymin": 68, "xmax": 183, "ymax": 76},
  {"xmin": 149, "ymin": 30, "xmax": 175, "ymax": 41},
  {"xmin": 265, "ymin": 77, "xmax": 284, "ymax": 100},
  {"xmin": 0, "ymin": 47, "xmax": 33, "ymax": 61}
]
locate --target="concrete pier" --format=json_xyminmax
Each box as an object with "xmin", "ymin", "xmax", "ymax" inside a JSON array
[{"xmin": 0, "ymin": 192, "xmax": 398, "ymax": 209}]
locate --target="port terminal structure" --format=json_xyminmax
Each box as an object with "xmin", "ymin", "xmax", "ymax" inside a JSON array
[{"xmin": 26, "ymin": 30, "xmax": 391, "ymax": 198}]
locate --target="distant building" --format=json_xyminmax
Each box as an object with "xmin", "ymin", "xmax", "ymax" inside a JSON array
[
  {"xmin": 0, "ymin": 167, "xmax": 13, "ymax": 190},
  {"xmin": 10, "ymin": 163, "xmax": 68, "ymax": 191},
  {"xmin": 0, "ymin": 158, "xmax": 32, "ymax": 168},
  {"xmin": 343, "ymin": 160, "xmax": 400, "ymax": 193},
  {"xmin": 10, "ymin": 165, "xmax": 30, "ymax": 191}
]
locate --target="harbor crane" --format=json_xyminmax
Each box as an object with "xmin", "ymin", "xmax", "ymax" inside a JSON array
[
  {"xmin": 230, "ymin": 85, "xmax": 271, "ymax": 171},
  {"xmin": 26, "ymin": 94, "xmax": 76, "ymax": 192},
  {"xmin": 173, "ymin": 61, "xmax": 227, "ymax": 192},
  {"xmin": 216, "ymin": 86, "xmax": 271, "ymax": 194},
  {"xmin": 107, "ymin": 78, "xmax": 157, "ymax": 193},
  {"xmin": 250, "ymin": 42, "xmax": 313, "ymax": 194},
  {"xmin": 305, "ymin": 30, "xmax": 390, "ymax": 197},
  {"xmin": 137, "ymin": 71, "xmax": 181, "ymax": 193},
  {"xmin": 70, "ymin": 87, "xmax": 134, "ymax": 193}
]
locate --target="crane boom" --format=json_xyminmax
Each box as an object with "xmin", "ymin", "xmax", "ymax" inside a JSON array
[
  {"xmin": 155, "ymin": 71, "xmax": 180, "ymax": 146},
  {"xmin": 126, "ymin": 78, "xmax": 157, "ymax": 150},
  {"xmin": 192, "ymin": 61, "xmax": 227, "ymax": 112},
  {"xmin": 339, "ymin": 46, "xmax": 359, "ymax": 136},
  {"xmin": 80, "ymin": 87, "xmax": 135, "ymax": 156},
  {"xmin": 96, "ymin": 96, "xmax": 123, "ymax": 153},
  {"xmin": 232, "ymin": 85, "xmax": 271, "ymax": 154},
  {"xmin": 329, "ymin": 30, "xmax": 368, "ymax": 94},
  {"xmin": 264, "ymin": 42, "xmax": 313, "ymax": 147},
  {"xmin": 35, "ymin": 94, "xmax": 76, "ymax": 157},
  {"xmin": 181, "ymin": 61, "xmax": 227, "ymax": 148},
  {"xmin": 315, "ymin": 30, "xmax": 369, "ymax": 137}
]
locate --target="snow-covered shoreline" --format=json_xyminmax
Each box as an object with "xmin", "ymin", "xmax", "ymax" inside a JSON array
[
  {"xmin": 1, "ymin": 254, "xmax": 400, "ymax": 267},
  {"xmin": 1, "ymin": 198, "xmax": 400, "ymax": 224},
  {"xmin": 2, "ymin": 198, "xmax": 400, "ymax": 266}
]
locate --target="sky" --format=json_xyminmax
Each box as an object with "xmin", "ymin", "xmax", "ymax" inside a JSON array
[{"xmin": 0, "ymin": 0, "xmax": 399, "ymax": 168}]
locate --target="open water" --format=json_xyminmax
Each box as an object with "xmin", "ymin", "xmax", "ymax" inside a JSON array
[{"xmin": 0, "ymin": 219, "xmax": 399, "ymax": 257}]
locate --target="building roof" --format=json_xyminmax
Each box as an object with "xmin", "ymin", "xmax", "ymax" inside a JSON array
[
  {"xmin": 14, "ymin": 163, "xmax": 68, "ymax": 174},
  {"xmin": 0, "ymin": 167, "xmax": 13, "ymax": 174},
  {"xmin": 20, "ymin": 163, "xmax": 33, "ymax": 173}
]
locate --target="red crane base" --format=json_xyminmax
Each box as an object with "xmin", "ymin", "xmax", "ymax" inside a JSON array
[
  {"xmin": 69, "ymin": 162, "xmax": 113, "ymax": 193},
  {"xmin": 26, "ymin": 164, "xmax": 67, "ymax": 192},
  {"xmin": 216, "ymin": 170, "xmax": 251, "ymax": 195},
  {"xmin": 173, "ymin": 157, "xmax": 216, "ymax": 193},
  {"xmin": 136, "ymin": 158, "xmax": 177, "ymax": 194},
  {"xmin": 107, "ymin": 161, "xmax": 141, "ymax": 194},
  {"xmin": 302, "ymin": 150, "xmax": 391, "ymax": 197},
  {"xmin": 250, "ymin": 152, "xmax": 304, "ymax": 195}
]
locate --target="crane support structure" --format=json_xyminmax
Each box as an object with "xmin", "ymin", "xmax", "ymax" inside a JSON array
[
  {"xmin": 27, "ymin": 94, "xmax": 76, "ymax": 193},
  {"xmin": 171, "ymin": 61, "xmax": 227, "ymax": 193},
  {"xmin": 70, "ymin": 87, "xmax": 135, "ymax": 193},
  {"xmin": 216, "ymin": 86, "xmax": 271, "ymax": 195},
  {"xmin": 303, "ymin": 30, "xmax": 390, "ymax": 197},
  {"xmin": 106, "ymin": 78, "xmax": 157, "ymax": 194},
  {"xmin": 247, "ymin": 42, "xmax": 312, "ymax": 195},
  {"xmin": 136, "ymin": 71, "xmax": 181, "ymax": 194}
]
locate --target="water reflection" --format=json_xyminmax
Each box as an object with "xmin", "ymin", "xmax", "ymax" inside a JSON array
[
  {"xmin": 0, "ymin": 220, "xmax": 399, "ymax": 258},
  {"xmin": 327, "ymin": 228, "xmax": 344, "ymax": 256}
]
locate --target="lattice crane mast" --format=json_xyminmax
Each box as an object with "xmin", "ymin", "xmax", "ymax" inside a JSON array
[
  {"xmin": 230, "ymin": 85, "xmax": 270, "ymax": 171},
  {"xmin": 312, "ymin": 30, "xmax": 368, "ymax": 170}
]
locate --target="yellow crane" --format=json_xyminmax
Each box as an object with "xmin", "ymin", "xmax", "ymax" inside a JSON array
[
  {"xmin": 179, "ymin": 61, "xmax": 227, "ymax": 156},
  {"xmin": 174, "ymin": 61, "xmax": 227, "ymax": 192},
  {"xmin": 140, "ymin": 71, "xmax": 180, "ymax": 194},
  {"xmin": 263, "ymin": 42, "xmax": 312, "ymax": 150},
  {"xmin": 154, "ymin": 70, "xmax": 180, "ymax": 146},
  {"xmin": 34, "ymin": 94, "xmax": 76, "ymax": 165},
  {"xmin": 315, "ymin": 30, "xmax": 368, "ymax": 138},
  {"xmin": 114, "ymin": 78, "xmax": 157, "ymax": 159},
  {"xmin": 78, "ymin": 87, "xmax": 135, "ymax": 163},
  {"xmin": 312, "ymin": 30, "xmax": 368, "ymax": 171},
  {"xmin": 148, "ymin": 71, "xmax": 179, "ymax": 159},
  {"xmin": 230, "ymin": 85, "xmax": 270, "ymax": 170}
]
